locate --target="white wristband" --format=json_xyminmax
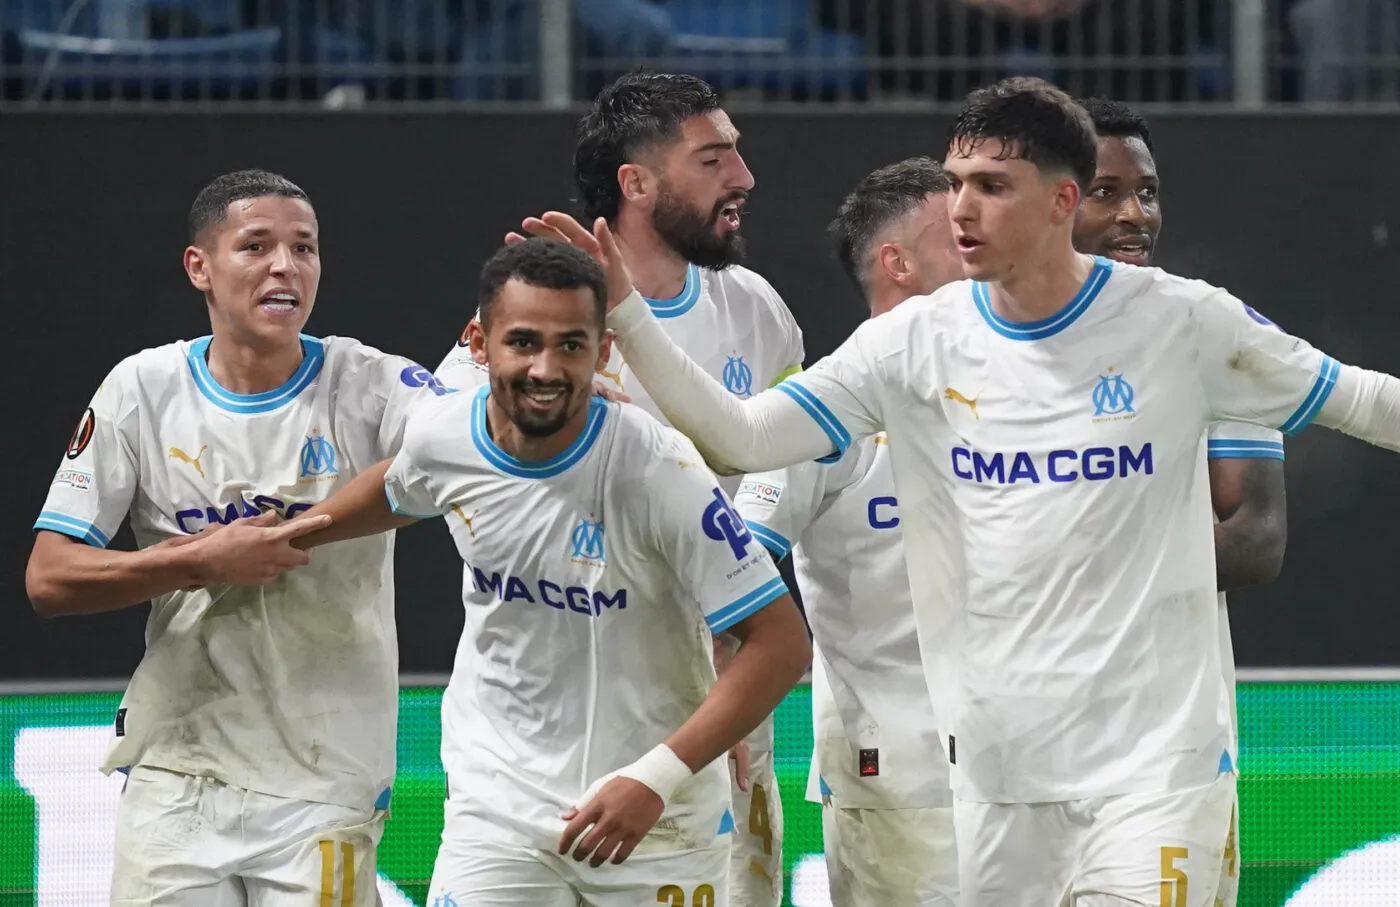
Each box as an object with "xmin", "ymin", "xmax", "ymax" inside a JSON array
[{"xmin": 615, "ymin": 744, "xmax": 693, "ymax": 805}]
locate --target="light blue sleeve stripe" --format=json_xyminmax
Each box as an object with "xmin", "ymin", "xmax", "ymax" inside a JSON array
[
  {"xmin": 774, "ymin": 381, "xmax": 852, "ymax": 461},
  {"xmin": 34, "ymin": 511, "xmax": 110, "ymax": 548},
  {"xmin": 383, "ymin": 485, "xmax": 438, "ymax": 520},
  {"xmin": 1280, "ymin": 355, "xmax": 1340, "ymax": 436},
  {"xmin": 747, "ymin": 523, "xmax": 792, "ymax": 559},
  {"xmin": 1206, "ymin": 440, "xmax": 1285, "ymax": 461},
  {"xmin": 707, "ymin": 576, "xmax": 789, "ymax": 634}
]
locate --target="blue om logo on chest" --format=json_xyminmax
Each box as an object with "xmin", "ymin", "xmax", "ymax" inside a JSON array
[
  {"xmin": 722, "ymin": 355, "xmax": 754, "ymax": 397},
  {"xmin": 569, "ymin": 518, "xmax": 606, "ymax": 565},
  {"xmin": 299, "ymin": 430, "xmax": 338, "ymax": 478},
  {"xmin": 1091, "ymin": 370, "xmax": 1137, "ymax": 422}
]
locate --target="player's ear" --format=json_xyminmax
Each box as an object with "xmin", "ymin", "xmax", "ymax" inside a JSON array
[
  {"xmin": 1050, "ymin": 177, "xmax": 1082, "ymax": 225},
  {"xmin": 184, "ymin": 245, "xmax": 212, "ymax": 293},
  {"xmin": 596, "ymin": 329, "xmax": 614, "ymax": 372},
  {"xmin": 618, "ymin": 163, "xmax": 653, "ymax": 206},
  {"xmin": 878, "ymin": 242, "xmax": 911, "ymax": 286},
  {"xmin": 467, "ymin": 318, "xmax": 489, "ymax": 365}
]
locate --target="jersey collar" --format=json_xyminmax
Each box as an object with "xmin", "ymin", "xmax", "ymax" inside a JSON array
[
  {"xmin": 187, "ymin": 335, "xmax": 325, "ymax": 414},
  {"xmin": 642, "ymin": 264, "xmax": 702, "ymax": 319},
  {"xmin": 972, "ymin": 256, "xmax": 1114, "ymax": 341},
  {"xmin": 470, "ymin": 386, "xmax": 608, "ymax": 479}
]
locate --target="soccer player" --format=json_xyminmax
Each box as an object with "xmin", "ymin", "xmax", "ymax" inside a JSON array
[
  {"xmin": 517, "ymin": 77, "xmax": 1400, "ymax": 906},
  {"xmin": 440, "ymin": 70, "xmax": 806, "ymax": 907},
  {"xmin": 24, "ymin": 169, "xmax": 451, "ymax": 905},
  {"xmin": 1071, "ymin": 97, "xmax": 1286, "ymax": 907},
  {"xmin": 287, "ymin": 238, "xmax": 813, "ymax": 906},
  {"xmin": 732, "ymin": 157, "xmax": 963, "ymax": 907}
]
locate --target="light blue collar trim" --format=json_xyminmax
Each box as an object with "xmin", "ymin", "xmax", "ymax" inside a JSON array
[
  {"xmin": 186, "ymin": 335, "xmax": 324, "ymax": 414},
  {"xmin": 643, "ymin": 264, "xmax": 702, "ymax": 319},
  {"xmin": 470, "ymin": 385, "xmax": 607, "ymax": 479},
  {"xmin": 973, "ymin": 256, "xmax": 1113, "ymax": 341}
]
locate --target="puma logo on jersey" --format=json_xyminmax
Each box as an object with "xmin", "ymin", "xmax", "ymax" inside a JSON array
[
  {"xmin": 595, "ymin": 364, "xmax": 625, "ymax": 389},
  {"xmin": 451, "ymin": 504, "xmax": 480, "ymax": 538},
  {"xmin": 168, "ymin": 445, "xmax": 209, "ymax": 478},
  {"xmin": 677, "ymin": 460, "xmax": 702, "ymax": 470},
  {"xmin": 943, "ymin": 387, "xmax": 981, "ymax": 420}
]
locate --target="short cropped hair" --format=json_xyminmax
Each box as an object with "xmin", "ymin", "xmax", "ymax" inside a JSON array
[
  {"xmin": 1076, "ymin": 97, "xmax": 1154, "ymax": 152},
  {"xmin": 477, "ymin": 239, "xmax": 609, "ymax": 331},
  {"xmin": 828, "ymin": 157, "xmax": 951, "ymax": 291},
  {"xmin": 574, "ymin": 70, "xmax": 724, "ymax": 223},
  {"xmin": 947, "ymin": 77, "xmax": 1098, "ymax": 192},
  {"xmin": 188, "ymin": 169, "xmax": 310, "ymax": 244}
]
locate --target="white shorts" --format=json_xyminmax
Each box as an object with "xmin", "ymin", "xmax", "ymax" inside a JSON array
[
  {"xmin": 427, "ymin": 835, "xmax": 731, "ymax": 906},
  {"xmin": 111, "ymin": 765, "xmax": 385, "ymax": 906},
  {"xmin": 1215, "ymin": 797, "xmax": 1240, "ymax": 907},
  {"xmin": 955, "ymin": 773, "xmax": 1236, "ymax": 907},
  {"xmin": 727, "ymin": 734, "xmax": 784, "ymax": 907},
  {"xmin": 822, "ymin": 801, "xmax": 958, "ymax": 907}
]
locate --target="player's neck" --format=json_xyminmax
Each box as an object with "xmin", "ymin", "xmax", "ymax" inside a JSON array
[
  {"xmin": 988, "ymin": 246, "xmax": 1096, "ymax": 325},
  {"xmin": 613, "ymin": 223, "xmax": 691, "ymax": 301},
  {"xmin": 484, "ymin": 395, "xmax": 589, "ymax": 462},
  {"xmin": 867, "ymin": 283, "xmax": 907, "ymax": 318},
  {"xmin": 204, "ymin": 334, "xmax": 304, "ymax": 395}
]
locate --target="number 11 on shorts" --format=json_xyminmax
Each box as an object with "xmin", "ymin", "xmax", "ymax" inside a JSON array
[
  {"xmin": 320, "ymin": 840, "xmax": 354, "ymax": 907},
  {"xmin": 1160, "ymin": 846, "xmax": 1188, "ymax": 907}
]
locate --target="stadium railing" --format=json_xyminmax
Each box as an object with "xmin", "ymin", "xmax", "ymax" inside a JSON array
[{"xmin": 1, "ymin": 0, "xmax": 1397, "ymax": 110}]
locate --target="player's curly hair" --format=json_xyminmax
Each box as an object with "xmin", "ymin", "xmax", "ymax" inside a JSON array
[
  {"xmin": 477, "ymin": 239, "xmax": 609, "ymax": 331},
  {"xmin": 1075, "ymin": 97, "xmax": 1154, "ymax": 152},
  {"xmin": 574, "ymin": 70, "xmax": 724, "ymax": 224},
  {"xmin": 188, "ymin": 169, "xmax": 310, "ymax": 245},
  {"xmin": 828, "ymin": 157, "xmax": 951, "ymax": 293},
  {"xmin": 947, "ymin": 77, "xmax": 1098, "ymax": 192}
]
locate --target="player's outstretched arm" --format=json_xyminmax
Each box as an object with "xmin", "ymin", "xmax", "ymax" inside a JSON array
[
  {"xmin": 25, "ymin": 511, "xmax": 331, "ymax": 618},
  {"xmin": 513, "ymin": 212, "xmax": 842, "ymax": 474},
  {"xmin": 1210, "ymin": 457, "xmax": 1287, "ymax": 591},
  {"xmin": 290, "ymin": 459, "xmax": 419, "ymax": 550}
]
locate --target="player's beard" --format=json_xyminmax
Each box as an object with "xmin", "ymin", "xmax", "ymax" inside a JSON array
[
  {"xmin": 652, "ymin": 185, "xmax": 747, "ymax": 271},
  {"xmin": 500, "ymin": 377, "xmax": 580, "ymax": 438}
]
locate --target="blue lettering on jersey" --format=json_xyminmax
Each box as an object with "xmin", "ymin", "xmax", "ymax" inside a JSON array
[
  {"xmin": 432, "ymin": 895, "xmax": 458, "ymax": 907},
  {"xmin": 951, "ymin": 444, "xmax": 1154, "ymax": 485},
  {"xmin": 867, "ymin": 496, "xmax": 900, "ymax": 529},
  {"xmin": 299, "ymin": 431, "xmax": 337, "ymax": 478},
  {"xmin": 1091, "ymin": 372, "xmax": 1135, "ymax": 417},
  {"xmin": 470, "ymin": 566, "xmax": 626, "ymax": 617},
  {"xmin": 569, "ymin": 518, "xmax": 605, "ymax": 562},
  {"xmin": 400, "ymin": 364, "xmax": 455, "ymax": 396},
  {"xmin": 722, "ymin": 355, "xmax": 753, "ymax": 396},
  {"xmin": 174, "ymin": 495, "xmax": 312, "ymax": 534},
  {"xmin": 701, "ymin": 488, "xmax": 754, "ymax": 560}
]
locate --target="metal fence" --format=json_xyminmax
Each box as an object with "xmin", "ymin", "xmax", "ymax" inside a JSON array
[{"xmin": 2, "ymin": 0, "xmax": 1399, "ymax": 109}]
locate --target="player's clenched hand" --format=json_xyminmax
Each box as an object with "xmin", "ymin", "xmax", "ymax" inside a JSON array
[
  {"xmin": 558, "ymin": 777, "xmax": 665, "ymax": 867},
  {"xmin": 191, "ymin": 511, "xmax": 332, "ymax": 586},
  {"xmin": 510, "ymin": 212, "xmax": 637, "ymax": 310}
]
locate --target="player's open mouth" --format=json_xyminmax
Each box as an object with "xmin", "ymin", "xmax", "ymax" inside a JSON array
[
  {"xmin": 719, "ymin": 200, "xmax": 743, "ymax": 231},
  {"xmin": 956, "ymin": 236, "xmax": 983, "ymax": 254},
  {"xmin": 521, "ymin": 386, "xmax": 566, "ymax": 405},
  {"xmin": 1107, "ymin": 236, "xmax": 1152, "ymax": 264},
  {"xmin": 258, "ymin": 291, "xmax": 299, "ymax": 315}
]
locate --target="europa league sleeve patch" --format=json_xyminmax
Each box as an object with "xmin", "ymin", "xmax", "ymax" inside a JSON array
[{"xmin": 66, "ymin": 408, "xmax": 95, "ymax": 460}]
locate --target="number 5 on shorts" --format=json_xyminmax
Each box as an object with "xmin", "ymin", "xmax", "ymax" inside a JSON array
[
  {"xmin": 656, "ymin": 883, "xmax": 716, "ymax": 906},
  {"xmin": 1160, "ymin": 846, "xmax": 1188, "ymax": 907},
  {"xmin": 319, "ymin": 840, "xmax": 354, "ymax": 907}
]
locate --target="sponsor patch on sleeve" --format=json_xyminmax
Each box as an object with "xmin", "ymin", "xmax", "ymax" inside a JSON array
[
  {"xmin": 53, "ymin": 469, "xmax": 94, "ymax": 492},
  {"xmin": 735, "ymin": 480, "xmax": 783, "ymax": 506}
]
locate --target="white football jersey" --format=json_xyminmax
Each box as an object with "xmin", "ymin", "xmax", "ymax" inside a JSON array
[
  {"xmin": 779, "ymin": 258, "xmax": 1337, "ymax": 802},
  {"xmin": 383, "ymin": 386, "xmax": 788, "ymax": 851},
  {"xmin": 733, "ymin": 435, "xmax": 950, "ymax": 810},
  {"xmin": 34, "ymin": 335, "xmax": 454, "ymax": 811},
  {"xmin": 435, "ymin": 264, "xmax": 804, "ymax": 761},
  {"xmin": 1206, "ymin": 419, "xmax": 1285, "ymax": 757}
]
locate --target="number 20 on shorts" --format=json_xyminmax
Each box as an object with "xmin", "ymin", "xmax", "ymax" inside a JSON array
[{"xmin": 656, "ymin": 883, "xmax": 716, "ymax": 906}]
